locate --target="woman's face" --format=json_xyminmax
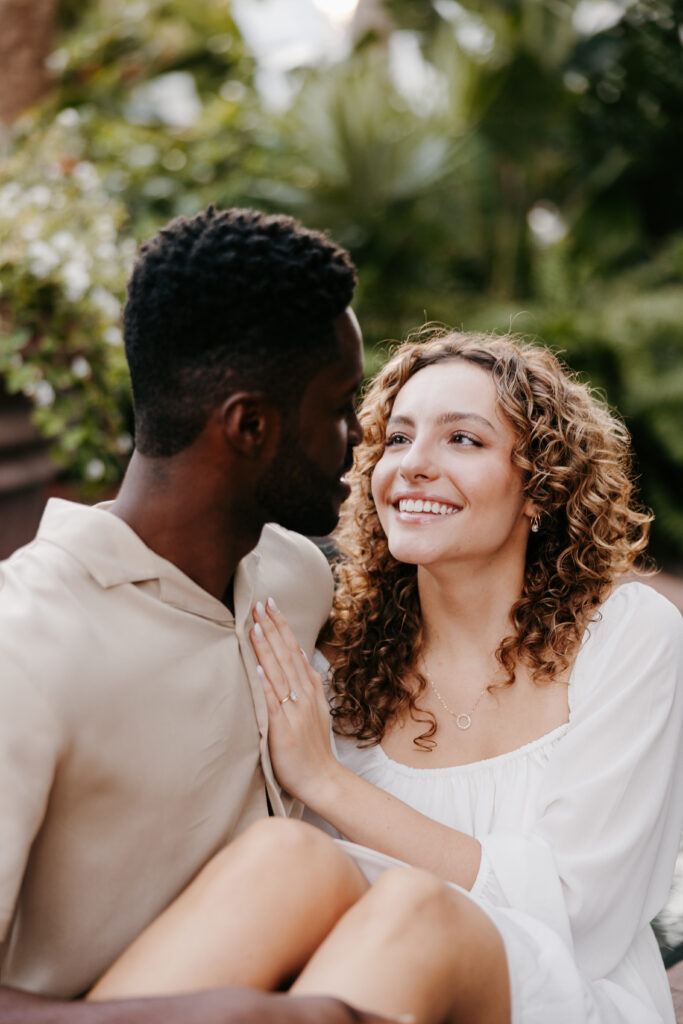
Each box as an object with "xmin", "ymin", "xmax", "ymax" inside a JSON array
[{"xmin": 370, "ymin": 359, "xmax": 536, "ymax": 570}]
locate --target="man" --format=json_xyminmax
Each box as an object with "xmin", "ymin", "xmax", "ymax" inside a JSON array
[{"xmin": 0, "ymin": 207, "xmax": 392, "ymax": 1022}]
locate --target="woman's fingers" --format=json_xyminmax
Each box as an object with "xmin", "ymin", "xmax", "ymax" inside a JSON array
[
  {"xmin": 250, "ymin": 621, "xmax": 291, "ymax": 703},
  {"xmin": 265, "ymin": 596, "xmax": 303, "ymax": 653},
  {"xmin": 251, "ymin": 600, "xmax": 312, "ymax": 699}
]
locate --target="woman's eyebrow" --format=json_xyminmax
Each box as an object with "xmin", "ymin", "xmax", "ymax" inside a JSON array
[
  {"xmin": 386, "ymin": 414, "xmax": 414, "ymax": 428},
  {"xmin": 436, "ymin": 411, "xmax": 496, "ymax": 431},
  {"xmin": 387, "ymin": 411, "xmax": 496, "ymax": 431}
]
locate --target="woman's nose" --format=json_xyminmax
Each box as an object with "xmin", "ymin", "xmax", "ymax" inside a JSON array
[{"xmin": 399, "ymin": 439, "xmax": 438, "ymax": 481}]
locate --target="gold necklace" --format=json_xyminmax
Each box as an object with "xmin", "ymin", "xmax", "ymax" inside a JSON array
[{"xmin": 421, "ymin": 658, "xmax": 489, "ymax": 731}]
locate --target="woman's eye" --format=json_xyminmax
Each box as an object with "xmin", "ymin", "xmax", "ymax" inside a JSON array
[
  {"xmin": 451, "ymin": 431, "xmax": 481, "ymax": 447},
  {"xmin": 385, "ymin": 433, "xmax": 410, "ymax": 447}
]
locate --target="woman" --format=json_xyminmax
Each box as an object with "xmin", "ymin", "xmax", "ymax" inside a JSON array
[{"xmin": 89, "ymin": 332, "xmax": 683, "ymax": 1024}]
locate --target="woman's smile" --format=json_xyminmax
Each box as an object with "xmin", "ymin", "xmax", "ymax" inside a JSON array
[{"xmin": 393, "ymin": 493, "xmax": 462, "ymax": 519}]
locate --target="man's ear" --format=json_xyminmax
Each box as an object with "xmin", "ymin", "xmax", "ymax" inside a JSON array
[{"xmin": 219, "ymin": 392, "xmax": 281, "ymax": 460}]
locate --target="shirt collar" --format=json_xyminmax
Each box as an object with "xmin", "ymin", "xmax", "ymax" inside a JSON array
[{"xmin": 36, "ymin": 498, "xmax": 260, "ymax": 627}]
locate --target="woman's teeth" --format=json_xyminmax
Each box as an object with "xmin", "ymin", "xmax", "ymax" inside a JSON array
[{"xmin": 397, "ymin": 499, "xmax": 457, "ymax": 515}]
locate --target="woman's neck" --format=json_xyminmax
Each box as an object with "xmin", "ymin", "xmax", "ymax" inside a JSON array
[{"xmin": 417, "ymin": 556, "xmax": 525, "ymax": 663}]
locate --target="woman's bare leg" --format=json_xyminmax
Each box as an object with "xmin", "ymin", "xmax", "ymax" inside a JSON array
[
  {"xmin": 88, "ymin": 818, "xmax": 369, "ymax": 1001},
  {"xmin": 293, "ymin": 867, "xmax": 511, "ymax": 1024}
]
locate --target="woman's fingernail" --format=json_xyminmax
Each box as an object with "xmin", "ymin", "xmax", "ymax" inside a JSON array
[
  {"xmin": 394, "ymin": 1016, "xmax": 416, "ymax": 1023},
  {"xmin": 255, "ymin": 601, "xmax": 265, "ymax": 618},
  {"xmin": 256, "ymin": 665, "xmax": 266, "ymax": 681},
  {"xmin": 300, "ymin": 647, "xmax": 309, "ymax": 661},
  {"xmin": 253, "ymin": 623, "xmax": 264, "ymax": 640},
  {"xmin": 267, "ymin": 596, "xmax": 278, "ymax": 612}
]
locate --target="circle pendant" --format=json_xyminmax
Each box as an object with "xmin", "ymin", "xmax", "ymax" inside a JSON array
[{"xmin": 455, "ymin": 713, "xmax": 472, "ymax": 730}]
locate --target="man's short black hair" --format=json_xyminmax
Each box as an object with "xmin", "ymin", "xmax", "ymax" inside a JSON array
[{"xmin": 123, "ymin": 206, "xmax": 357, "ymax": 456}]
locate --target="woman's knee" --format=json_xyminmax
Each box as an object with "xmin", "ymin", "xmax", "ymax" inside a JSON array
[
  {"xmin": 237, "ymin": 817, "xmax": 339, "ymax": 870},
  {"xmin": 205, "ymin": 818, "xmax": 364, "ymax": 900},
  {"xmin": 366, "ymin": 867, "xmax": 475, "ymax": 937}
]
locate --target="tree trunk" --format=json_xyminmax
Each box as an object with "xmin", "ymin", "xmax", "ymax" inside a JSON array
[{"xmin": 0, "ymin": 0, "xmax": 57, "ymax": 126}]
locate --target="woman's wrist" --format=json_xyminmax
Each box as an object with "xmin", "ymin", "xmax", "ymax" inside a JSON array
[{"xmin": 298, "ymin": 760, "xmax": 351, "ymax": 819}]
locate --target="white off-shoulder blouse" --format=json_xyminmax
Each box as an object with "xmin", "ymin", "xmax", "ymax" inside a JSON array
[{"xmin": 311, "ymin": 582, "xmax": 683, "ymax": 1024}]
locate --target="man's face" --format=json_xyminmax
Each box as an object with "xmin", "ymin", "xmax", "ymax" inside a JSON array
[{"xmin": 257, "ymin": 309, "xmax": 364, "ymax": 536}]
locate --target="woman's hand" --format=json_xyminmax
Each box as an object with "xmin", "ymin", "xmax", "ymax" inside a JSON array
[{"xmin": 250, "ymin": 598, "xmax": 342, "ymax": 804}]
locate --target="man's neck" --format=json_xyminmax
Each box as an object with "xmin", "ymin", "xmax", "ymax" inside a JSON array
[{"xmin": 110, "ymin": 451, "xmax": 263, "ymax": 605}]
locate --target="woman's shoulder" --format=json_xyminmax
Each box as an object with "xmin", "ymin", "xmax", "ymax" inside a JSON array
[
  {"xmin": 589, "ymin": 580, "xmax": 681, "ymax": 642},
  {"xmin": 570, "ymin": 581, "xmax": 682, "ymax": 706}
]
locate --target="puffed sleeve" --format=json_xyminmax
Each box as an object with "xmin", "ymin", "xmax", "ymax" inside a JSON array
[
  {"xmin": 0, "ymin": 645, "xmax": 61, "ymax": 940},
  {"xmin": 471, "ymin": 583, "xmax": 683, "ymax": 977}
]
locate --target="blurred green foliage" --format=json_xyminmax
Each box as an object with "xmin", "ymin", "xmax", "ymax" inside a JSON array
[
  {"xmin": 257, "ymin": 0, "xmax": 683, "ymax": 560},
  {"xmin": 0, "ymin": 0, "xmax": 681, "ymax": 559}
]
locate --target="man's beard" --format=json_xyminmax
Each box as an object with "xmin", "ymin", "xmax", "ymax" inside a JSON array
[{"xmin": 255, "ymin": 436, "xmax": 348, "ymax": 537}]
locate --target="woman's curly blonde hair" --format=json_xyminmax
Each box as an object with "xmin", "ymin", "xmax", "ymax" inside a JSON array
[{"xmin": 322, "ymin": 330, "xmax": 652, "ymax": 750}]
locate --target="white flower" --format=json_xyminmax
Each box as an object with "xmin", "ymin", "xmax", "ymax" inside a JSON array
[
  {"xmin": 72, "ymin": 161, "xmax": 99, "ymax": 191},
  {"xmin": 95, "ymin": 215, "xmax": 116, "ymax": 241},
  {"xmin": 126, "ymin": 72, "xmax": 202, "ymax": 130},
  {"xmin": 115, "ymin": 433, "xmax": 133, "ymax": 455},
  {"xmin": 0, "ymin": 182, "xmax": 21, "ymax": 217},
  {"xmin": 91, "ymin": 286, "xmax": 121, "ymax": 319},
  {"xmin": 104, "ymin": 326, "xmax": 123, "ymax": 346},
  {"xmin": 48, "ymin": 53, "xmax": 71, "ymax": 75},
  {"xmin": 61, "ymin": 259, "xmax": 91, "ymax": 301},
  {"xmin": 527, "ymin": 202, "xmax": 567, "ymax": 247},
  {"xmin": 20, "ymin": 221, "xmax": 42, "ymax": 241},
  {"xmin": 34, "ymin": 380, "xmax": 56, "ymax": 407},
  {"xmin": 572, "ymin": 0, "xmax": 631, "ymax": 36},
  {"xmin": 85, "ymin": 458, "xmax": 106, "ymax": 482},
  {"xmin": 27, "ymin": 185, "xmax": 51, "ymax": 209},
  {"xmin": 95, "ymin": 242, "xmax": 118, "ymax": 261},
  {"xmin": 70, "ymin": 356, "xmax": 91, "ymax": 379},
  {"xmin": 121, "ymin": 238, "xmax": 137, "ymax": 260},
  {"xmin": 51, "ymin": 230, "xmax": 76, "ymax": 254},
  {"xmin": 27, "ymin": 239, "xmax": 60, "ymax": 277}
]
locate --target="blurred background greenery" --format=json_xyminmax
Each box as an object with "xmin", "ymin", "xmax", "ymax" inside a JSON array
[{"xmin": 1, "ymin": 0, "xmax": 682, "ymax": 563}]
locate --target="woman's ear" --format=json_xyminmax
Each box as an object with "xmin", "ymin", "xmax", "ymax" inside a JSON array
[{"xmin": 219, "ymin": 392, "xmax": 281, "ymax": 460}]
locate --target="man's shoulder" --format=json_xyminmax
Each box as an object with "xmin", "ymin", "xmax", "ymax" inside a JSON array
[
  {"xmin": 253, "ymin": 526, "xmax": 334, "ymax": 640},
  {"xmin": 0, "ymin": 500, "xmax": 105, "ymax": 594},
  {"xmin": 257, "ymin": 524, "xmax": 332, "ymax": 579}
]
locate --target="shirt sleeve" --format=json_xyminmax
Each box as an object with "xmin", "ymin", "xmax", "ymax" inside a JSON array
[
  {"xmin": 471, "ymin": 583, "xmax": 683, "ymax": 977},
  {"xmin": 0, "ymin": 647, "xmax": 62, "ymax": 940}
]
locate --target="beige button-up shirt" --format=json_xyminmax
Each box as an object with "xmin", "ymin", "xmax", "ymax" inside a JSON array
[{"xmin": 0, "ymin": 499, "xmax": 333, "ymax": 997}]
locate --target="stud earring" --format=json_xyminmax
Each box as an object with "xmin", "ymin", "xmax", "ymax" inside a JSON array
[{"xmin": 530, "ymin": 515, "xmax": 540, "ymax": 533}]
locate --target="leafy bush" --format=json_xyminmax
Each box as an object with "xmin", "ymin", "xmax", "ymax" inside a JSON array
[{"xmin": 0, "ymin": 113, "xmax": 133, "ymax": 488}]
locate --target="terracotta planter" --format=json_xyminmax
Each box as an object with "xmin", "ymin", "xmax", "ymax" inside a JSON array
[{"xmin": 0, "ymin": 388, "xmax": 56, "ymax": 559}]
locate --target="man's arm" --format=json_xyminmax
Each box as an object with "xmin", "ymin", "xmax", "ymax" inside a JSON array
[{"xmin": 0, "ymin": 985, "xmax": 405, "ymax": 1024}]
